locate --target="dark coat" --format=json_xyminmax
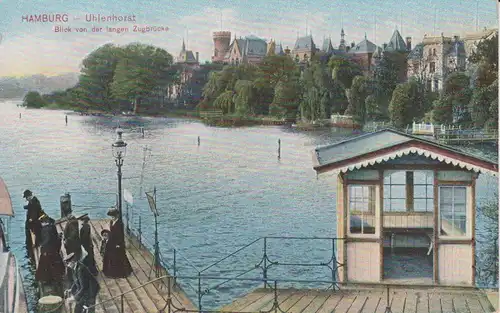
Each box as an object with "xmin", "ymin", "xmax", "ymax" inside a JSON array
[
  {"xmin": 70, "ymin": 255, "xmax": 100, "ymax": 301},
  {"xmin": 36, "ymin": 220, "xmax": 64, "ymax": 283},
  {"xmin": 102, "ymin": 219, "xmax": 132, "ymax": 278},
  {"xmin": 79, "ymin": 223, "xmax": 98, "ymax": 275},
  {"xmin": 24, "ymin": 196, "xmax": 43, "ymax": 246},
  {"xmin": 63, "ymin": 219, "xmax": 81, "ymax": 256}
]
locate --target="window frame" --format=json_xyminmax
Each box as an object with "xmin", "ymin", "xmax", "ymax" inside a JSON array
[
  {"xmin": 438, "ymin": 185, "xmax": 470, "ymax": 239},
  {"xmin": 347, "ymin": 184, "xmax": 380, "ymax": 238}
]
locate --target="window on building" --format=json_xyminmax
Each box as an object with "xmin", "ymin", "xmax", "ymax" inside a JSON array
[
  {"xmin": 434, "ymin": 79, "xmax": 439, "ymax": 91},
  {"xmin": 433, "ymin": 48, "xmax": 436, "ymax": 56},
  {"xmin": 235, "ymin": 58, "xmax": 239, "ymax": 65},
  {"xmin": 303, "ymin": 54, "xmax": 309, "ymax": 62},
  {"xmin": 349, "ymin": 185, "xmax": 376, "ymax": 235},
  {"xmin": 384, "ymin": 170, "xmax": 435, "ymax": 212},
  {"xmin": 384, "ymin": 171, "xmax": 407, "ymax": 212},
  {"xmin": 439, "ymin": 186, "xmax": 467, "ymax": 237},
  {"xmin": 430, "ymin": 62, "xmax": 435, "ymax": 73},
  {"xmin": 413, "ymin": 171, "xmax": 434, "ymax": 212}
]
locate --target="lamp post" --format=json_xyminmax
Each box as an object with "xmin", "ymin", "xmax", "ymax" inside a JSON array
[{"xmin": 112, "ymin": 126, "xmax": 127, "ymax": 246}]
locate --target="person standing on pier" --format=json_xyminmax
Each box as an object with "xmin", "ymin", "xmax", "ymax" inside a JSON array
[
  {"xmin": 64, "ymin": 249, "xmax": 100, "ymax": 313},
  {"xmin": 102, "ymin": 208, "xmax": 132, "ymax": 278},
  {"xmin": 79, "ymin": 214, "xmax": 98, "ymax": 275},
  {"xmin": 64, "ymin": 216, "xmax": 81, "ymax": 256},
  {"xmin": 23, "ymin": 189, "xmax": 43, "ymax": 247},
  {"xmin": 36, "ymin": 214, "xmax": 65, "ymax": 286}
]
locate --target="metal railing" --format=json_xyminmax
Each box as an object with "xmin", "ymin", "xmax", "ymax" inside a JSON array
[{"xmin": 83, "ymin": 275, "xmax": 394, "ymax": 313}]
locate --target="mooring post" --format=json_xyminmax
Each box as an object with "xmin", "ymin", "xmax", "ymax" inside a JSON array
[
  {"xmin": 197, "ymin": 136, "xmax": 200, "ymax": 146},
  {"xmin": 19, "ymin": 113, "xmax": 21, "ymax": 119},
  {"xmin": 138, "ymin": 214, "xmax": 142, "ymax": 245},
  {"xmin": 141, "ymin": 127, "xmax": 145, "ymax": 138},
  {"xmin": 173, "ymin": 248, "xmax": 177, "ymax": 284},
  {"xmin": 198, "ymin": 272, "xmax": 202, "ymax": 311},
  {"xmin": 126, "ymin": 203, "xmax": 130, "ymax": 235},
  {"xmin": 65, "ymin": 115, "xmax": 68, "ymax": 125},
  {"xmin": 277, "ymin": 139, "xmax": 281, "ymax": 159},
  {"xmin": 263, "ymin": 237, "xmax": 268, "ymax": 289}
]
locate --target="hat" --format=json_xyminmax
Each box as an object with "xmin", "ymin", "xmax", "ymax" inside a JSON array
[
  {"xmin": 107, "ymin": 207, "xmax": 119, "ymax": 217},
  {"xmin": 101, "ymin": 229, "xmax": 110, "ymax": 236},
  {"xmin": 79, "ymin": 214, "xmax": 90, "ymax": 221},
  {"xmin": 23, "ymin": 190, "xmax": 32, "ymax": 198},
  {"xmin": 64, "ymin": 252, "xmax": 77, "ymax": 262}
]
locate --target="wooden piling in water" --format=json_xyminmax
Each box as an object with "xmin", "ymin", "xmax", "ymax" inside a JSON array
[
  {"xmin": 278, "ymin": 139, "xmax": 281, "ymax": 159},
  {"xmin": 197, "ymin": 136, "xmax": 200, "ymax": 146}
]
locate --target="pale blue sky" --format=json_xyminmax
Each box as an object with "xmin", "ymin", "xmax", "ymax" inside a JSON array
[{"xmin": 0, "ymin": 0, "xmax": 497, "ymax": 76}]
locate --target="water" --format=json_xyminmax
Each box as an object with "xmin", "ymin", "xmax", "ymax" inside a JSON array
[{"xmin": 0, "ymin": 100, "xmax": 497, "ymax": 311}]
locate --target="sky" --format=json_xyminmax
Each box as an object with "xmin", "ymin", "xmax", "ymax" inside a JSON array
[{"xmin": 0, "ymin": 0, "xmax": 498, "ymax": 77}]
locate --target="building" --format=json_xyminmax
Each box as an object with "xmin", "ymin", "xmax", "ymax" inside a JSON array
[
  {"xmin": 223, "ymin": 35, "xmax": 268, "ymax": 65},
  {"xmin": 347, "ymin": 34, "xmax": 378, "ymax": 75},
  {"xmin": 407, "ymin": 33, "xmax": 466, "ymax": 91},
  {"xmin": 211, "ymin": 31, "xmax": 232, "ymax": 63},
  {"xmin": 312, "ymin": 128, "xmax": 497, "ymax": 286},
  {"xmin": 292, "ymin": 35, "xmax": 317, "ymax": 63},
  {"xmin": 167, "ymin": 40, "xmax": 201, "ymax": 107},
  {"xmin": 463, "ymin": 28, "xmax": 498, "ymax": 69},
  {"xmin": 266, "ymin": 39, "xmax": 286, "ymax": 56}
]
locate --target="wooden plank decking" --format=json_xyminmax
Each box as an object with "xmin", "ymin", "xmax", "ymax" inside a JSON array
[
  {"xmin": 30, "ymin": 218, "xmax": 196, "ymax": 313},
  {"xmin": 219, "ymin": 287, "xmax": 497, "ymax": 313}
]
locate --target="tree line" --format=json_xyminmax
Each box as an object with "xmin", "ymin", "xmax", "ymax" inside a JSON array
[{"xmin": 23, "ymin": 35, "xmax": 498, "ymax": 130}]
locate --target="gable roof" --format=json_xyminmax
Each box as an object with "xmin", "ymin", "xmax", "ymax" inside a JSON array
[
  {"xmin": 407, "ymin": 43, "xmax": 424, "ymax": 60},
  {"xmin": 227, "ymin": 36, "xmax": 267, "ymax": 58},
  {"xmin": 348, "ymin": 38, "xmax": 377, "ymax": 54},
  {"xmin": 385, "ymin": 29, "xmax": 408, "ymax": 52},
  {"xmin": 294, "ymin": 35, "xmax": 316, "ymax": 51},
  {"xmin": 446, "ymin": 40, "xmax": 466, "ymax": 57},
  {"xmin": 312, "ymin": 129, "xmax": 498, "ymax": 176},
  {"xmin": 275, "ymin": 43, "xmax": 285, "ymax": 55},
  {"xmin": 322, "ymin": 38, "xmax": 334, "ymax": 53}
]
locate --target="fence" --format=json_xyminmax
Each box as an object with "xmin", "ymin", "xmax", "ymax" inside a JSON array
[{"xmin": 199, "ymin": 110, "xmax": 223, "ymax": 119}]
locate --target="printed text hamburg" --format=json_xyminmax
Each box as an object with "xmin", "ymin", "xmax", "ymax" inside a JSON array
[{"xmin": 21, "ymin": 14, "xmax": 137, "ymax": 23}]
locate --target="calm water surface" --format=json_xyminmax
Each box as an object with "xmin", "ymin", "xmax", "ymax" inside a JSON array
[{"xmin": 0, "ymin": 100, "xmax": 497, "ymax": 311}]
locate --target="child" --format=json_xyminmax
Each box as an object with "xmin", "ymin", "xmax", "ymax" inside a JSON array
[{"xmin": 100, "ymin": 229, "xmax": 110, "ymax": 257}]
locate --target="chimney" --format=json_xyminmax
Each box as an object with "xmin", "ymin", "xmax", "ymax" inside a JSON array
[
  {"xmin": 196, "ymin": 52, "xmax": 199, "ymax": 62},
  {"xmin": 406, "ymin": 37, "xmax": 412, "ymax": 51},
  {"xmin": 453, "ymin": 35, "xmax": 459, "ymax": 42},
  {"xmin": 351, "ymin": 41, "xmax": 355, "ymax": 48}
]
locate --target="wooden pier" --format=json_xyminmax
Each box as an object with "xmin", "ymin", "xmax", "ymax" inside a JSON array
[
  {"xmin": 30, "ymin": 218, "xmax": 196, "ymax": 313},
  {"xmin": 219, "ymin": 286, "xmax": 497, "ymax": 313}
]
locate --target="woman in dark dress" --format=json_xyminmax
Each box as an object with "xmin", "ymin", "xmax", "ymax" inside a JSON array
[
  {"xmin": 36, "ymin": 214, "xmax": 65, "ymax": 284},
  {"xmin": 102, "ymin": 208, "xmax": 132, "ymax": 278}
]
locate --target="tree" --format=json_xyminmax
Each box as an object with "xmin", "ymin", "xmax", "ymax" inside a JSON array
[
  {"xmin": 389, "ymin": 81, "xmax": 420, "ymax": 128},
  {"xmin": 111, "ymin": 43, "xmax": 174, "ymax": 113},
  {"xmin": 365, "ymin": 94, "xmax": 385, "ymax": 121},
  {"xmin": 345, "ymin": 76, "xmax": 373, "ymax": 123},
  {"xmin": 258, "ymin": 55, "xmax": 298, "ymax": 87},
  {"xmin": 470, "ymin": 81, "xmax": 497, "ymax": 128},
  {"xmin": 330, "ymin": 79, "xmax": 349, "ymax": 114},
  {"xmin": 432, "ymin": 96, "xmax": 453, "ymax": 125},
  {"xmin": 22, "ymin": 91, "xmax": 46, "ymax": 108},
  {"xmin": 233, "ymin": 80, "xmax": 255, "ymax": 116},
  {"xmin": 329, "ymin": 56, "xmax": 363, "ymax": 89},
  {"xmin": 442, "ymin": 72, "xmax": 472, "ymax": 123},
  {"xmin": 469, "ymin": 34, "xmax": 498, "ymax": 74},
  {"xmin": 213, "ymin": 90, "xmax": 235, "ymax": 114},
  {"xmin": 270, "ymin": 78, "xmax": 301, "ymax": 118},
  {"xmin": 78, "ymin": 44, "xmax": 123, "ymax": 111}
]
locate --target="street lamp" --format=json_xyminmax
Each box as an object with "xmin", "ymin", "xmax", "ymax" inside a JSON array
[{"xmin": 112, "ymin": 126, "xmax": 127, "ymax": 245}]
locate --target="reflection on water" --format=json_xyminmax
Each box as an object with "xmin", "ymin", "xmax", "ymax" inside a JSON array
[{"xmin": 0, "ymin": 100, "xmax": 498, "ymax": 311}]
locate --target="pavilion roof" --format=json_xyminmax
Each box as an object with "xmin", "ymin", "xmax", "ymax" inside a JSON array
[{"xmin": 312, "ymin": 129, "xmax": 498, "ymax": 176}]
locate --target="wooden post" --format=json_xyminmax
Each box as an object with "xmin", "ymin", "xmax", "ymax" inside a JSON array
[
  {"xmin": 197, "ymin": 136, "xmax": 200, "ymax": 146},
  {"xmin": 433, "ymin": 169, "xmax": 439, "ymax": 283},
  {"xmin": 277, "ymin": 139, "xmax": 281, "ymax": 159}
]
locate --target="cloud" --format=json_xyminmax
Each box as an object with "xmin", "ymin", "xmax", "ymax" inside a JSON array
[{"xmin": 0, "ymin": 5, "xmax": 497, "ymax": 77}]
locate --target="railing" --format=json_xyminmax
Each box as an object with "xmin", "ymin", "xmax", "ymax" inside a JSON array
[
  {"xmin": 199, "ymin": 110, "xmax": 223, "ymax": 119},
  {"xmin": 123, "ymin": 207, "xmax": 346, "ymax": 311},
  {"xmin": 83, "ymin": 275, "xmax": 395, "ymax": 313}
]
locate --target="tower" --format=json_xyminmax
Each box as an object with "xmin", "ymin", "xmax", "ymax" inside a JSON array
[
  {"xmin": 339, "ymin": 28, "xmax": 346, "ymax": 51},
  {"xmin": 212, "ymin": 31, "xmax": 231, "ymax": 63}
]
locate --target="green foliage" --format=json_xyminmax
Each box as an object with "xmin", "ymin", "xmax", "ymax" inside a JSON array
[
  {"xmin": 345, "ymin": 76, "xmax": 373, "ymax": 123},
  {"xmin": 468, "ymin": 34, "xmax": 498, "ymax": 73},
  {"xmin": 365, "ymin": 94, "xmax": 385, "ymax": 121},
  {"xmin": 271, "ymin": 78, "xmax": 301, "ymax": 118},
  {"xmin": 476, "ymin": 195, "xmax": 499, "ymax": 286},
  {"xmin": 389, "ymin": 81, "xmax": 420, "ymax": 128},
  {"xmin": 233, "ymin": 80, "xmax": 255, "ymax": 116},
  {"xmin": 373, "ymin": 54, "xmax": 399, "ymax": 97},
  {"xmin": 213, "ymin": 90, "xmax": 235, "ymax": 114},
  {"xmin": 329, "ymin": 56, "xmax": 363, "ymax": 89},
  {"xmin": 432, "ymin": 97, "xmax": 453, "ymax": 125},
  {"xmin": 22, "ymin": 91, "xmax": 46, "ymax": 108},
  {"xmin": 470, "ymin": 80, "xmax": 498, "ymax": 128}
]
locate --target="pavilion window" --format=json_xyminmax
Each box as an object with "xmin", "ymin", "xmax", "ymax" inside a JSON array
[
  {"xmin": 348, "ymin": 185, "xmax": 376, "ymax": 235},
  {"xmin": 413, "ymin": 171, "xmax": 434, "ymax": 212},
  {"xmin": 439, "ymin": 186, "xmax": 467, "ymax": 237},
  {"xmin": 383, "ymin": 171, "xmax": 407, "ymax": 212}
]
